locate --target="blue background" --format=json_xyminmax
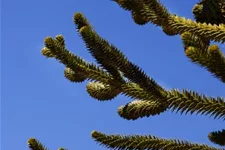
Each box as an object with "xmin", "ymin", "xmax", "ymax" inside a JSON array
[{"xmin": 2, "ymin": 0, "xmax": 225, "ymax": 149}]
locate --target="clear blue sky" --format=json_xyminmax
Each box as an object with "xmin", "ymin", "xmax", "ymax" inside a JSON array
[{"xmin": 1, "ymin": 0, "xmax": 225, "ymax": 149}]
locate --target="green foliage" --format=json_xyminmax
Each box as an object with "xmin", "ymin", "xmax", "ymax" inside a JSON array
[
  {"xmin": 86, "ymin": 82, "xmax": 121, "ymax": 100},
  {"xmin": 91, "ymin": 131, "xmax": 218, "ymax": 150},
  {"xmin": 192, "ymin": 0, "xmax": 225, "ymax": 25},
  {"xmin": 185, "ymin": 45, "xmax": 225, "ymax": 83},
  {"xmin": 64, "ymin": 67, "xmax": 87, "ymax": 82},
  {"xmin": 167, "ymin": 89, "xmax": 225, "ymax": 119},
  {"xmin": 28, "ymin": 138, "xmax": 48, "ymax": 150},
  {"xmin": 208, "ymin": 129, "xmax": 225, "ymax": 146},
  {"xmin": 30, "ymin": 0, "xmax": 225, "ymax": 149},
  {"xmin": 118, "ymin": 99, "xmax": 168, "ymax": 120}
]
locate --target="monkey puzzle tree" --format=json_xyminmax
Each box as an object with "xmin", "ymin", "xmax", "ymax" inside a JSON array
[{"xmin": 28, "ymin": 0, "xmax": 225, "ymax": 149}]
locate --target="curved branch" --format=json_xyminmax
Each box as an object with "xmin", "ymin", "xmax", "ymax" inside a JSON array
[
  {"xmin": 86, "ymin": 82, "xmax": 121, "ymax": 101},
  {"xmin": 76, "ymin": 24, "xmax": 166, "ymax": 99},
  {"xmin": 118, "ymin": 99, "xmax": 168, "ymax": 120},
  {"xmin": 167, "ymin": 89, "xmax": 225, "ymax": 120},
  {"xmin": 185, "ymin": 45, "xmax": 225, "ymax": 83},
  {"xmin": 43, "ymin": 36, "xmax": 114, "ymax": 84},
  {"xmin": 91, "ymin": 130, "xmax": 219, "ymax": 150},
  {"xmin": 113, "ymin": 0, "xmax": 225, "ymax": 43},
  {"xmin": 28, "ymin": 138, "xmax": 48, "ymax": 150},
  {"xmin": 167, "ymin": 15, "xmax": 225, "ymax": 43},
  {"xmin": 208, "ymin": 129, "xmax": 225, "ymax": 146}
]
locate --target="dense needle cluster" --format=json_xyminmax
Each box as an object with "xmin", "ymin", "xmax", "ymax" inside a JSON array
[{"xmin": 28, "ymin": 0, "xmax": 225, "ymax": 149}]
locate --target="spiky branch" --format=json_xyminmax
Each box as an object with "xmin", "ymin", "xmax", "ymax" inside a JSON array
[
  {"xmin": 208, "ymin": 129, "xmax": 225, "ymax": 146},
  {"xmin": 28, "ymin": 138, "xmax": 48, "ymax": 150},
  {"xmin": 91, "ymin": 130, "xmax": 219, "ymax": 150},
  {"xmin": 113, "ymin": 0, "xmax": 225, "ymax": 43},
  {"xmin": 32, "ymin": 0, "xmax": 225, "ymax": 149},
  {"xmin": 42, "ymin": 16, "xmax": 225, "ymax": 121}
]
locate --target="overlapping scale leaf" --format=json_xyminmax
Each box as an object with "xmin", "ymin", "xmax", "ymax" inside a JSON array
[
  {"xmin": 168, "ymin": 15, "xmax": 225, "ymax": 43},
  {"xmin": 73, "ymin": 12, "xmax": 91, "ymax": 31},
  {"xmin": 114, "ymin": 0, "xmax": 170, "ymax": 26},
  {"xmin": 121, "ymin": 82, "xmax": 162, "ymax": 100},
  {"xmin": 144, "ymin": 0, "xmax": 170, "ymax": 25},
  {"xmin": 118, "ymin": 99, "xmax": 168, "ymax": 120},
  {"xmin": 181, "ymin": 32, "xmax": 210, "ymax": 50},
  {"xmin": 166, "ymin": 89, "xmax": 225, "ymax": 120},
  {"xmin": 192, "ymin": 3, "xmax": 204, "ymax": 22},
  {"xmin": 86, "ymin": 82, "xmax": 121, "ymax": 101},
  {"xmin": 28, "ymin": 138, "xmax": 48, "ymax": 150},
  {"xmin": 91, "ymin": 130, "xmax": 219, "ymax": 150},
  {"xmin": 208, "ymin": 129, "xmax": 225, "ymax": 146},
  {"xmin": 137, "ymin": 1, "xmax": 161, "ymax": 25},
  {"xmin": 162, "ymin": 25, "xmax": 178, "ymax": 36},
  {"xmin": 185, "ymin": 45, "xmax": 225, "ymax": 83},
  {"xmin": 192, "ymin": 0, "xmax": 225, "ymax": 25},
  {"xmin": 114, "ymin": 0, "xmax": 225, "ymax": 43},
  {"xmin": 112, "ymin": 0, "xmax": 141, "ymax": 11},
  {"xmin": 40, "ymin": 5, "xmax": 225, "ymax": 149},
  {"xmin": 74, "ymin": 13, "xmax": 124, "ymax": 84},
  {"xmin": 41, "ymin": 47, "xmax": 55, "ymax": 58},
  {"xmin": 131, "ymin": 11, "xmax": 148, "ymax": 25},
  {"xmin": 64, "ymin": 67, "xmax": 87, "ymax": 82},
  {"xmin": 75, "ymin": 16, "xmax": 166, "ymax": 99},
  {"xmin": 220, "ymin": 0, "xmax": 225, "ymax": 18},
  {"xmin": 207, "ymin": 45, "xmax": 225, "ymax": 83},
  {"xmin": 55, "ymin": 34, "xmax": 65, "ymax": 47},
  {"xmin": 58, "ymin": 148, "xmax": 67, "ymax": 150},
  {"xmin": 113, "ymin": 0, "xmax": 170, "ymax": 27},
  {"xmin": 43, "ymin": 36, "xmax": 113, "ymax": 84}
]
